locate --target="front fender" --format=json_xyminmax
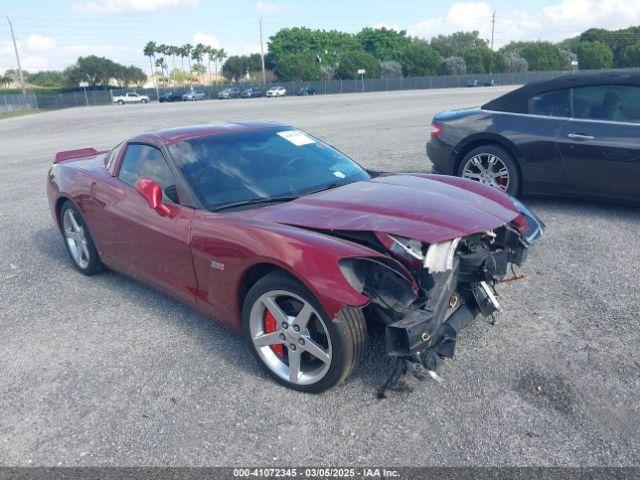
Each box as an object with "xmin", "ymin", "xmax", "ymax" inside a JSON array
[{"xmin": 190, "ymin": 213, "xmax": 385, "ymax": 330}]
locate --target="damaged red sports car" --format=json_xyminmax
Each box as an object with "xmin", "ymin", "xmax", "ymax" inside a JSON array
[{"xmin": 47, "ymin": 121, "xmax": 543, "ymax": 392}]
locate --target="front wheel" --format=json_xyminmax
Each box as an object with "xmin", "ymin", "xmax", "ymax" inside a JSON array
[
  {"xmin": 458, "ymin": 145, "xmax": 520, "ymax": 195},
  {"xmin": 242, "ymin": 272, "xmax": 366, "ymax": 392},
  {"xmin": 117, "ymin": 100, "xmax": 124, "ymax": 105}
]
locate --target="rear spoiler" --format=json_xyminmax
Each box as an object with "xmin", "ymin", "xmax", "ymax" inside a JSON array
[{"xmin": 54, "ymin": 147, "xmax": 107, "ymax": 164}]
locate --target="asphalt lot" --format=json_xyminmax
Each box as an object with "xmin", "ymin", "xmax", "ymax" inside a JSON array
[{"xmin": 0, "ymin": 87, "xmax": 638, "ymax": 467}]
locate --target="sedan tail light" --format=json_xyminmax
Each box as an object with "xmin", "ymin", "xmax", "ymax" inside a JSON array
[{"xmin": 430, "ymin": 122, "xmax": 443, "ymax": 138}]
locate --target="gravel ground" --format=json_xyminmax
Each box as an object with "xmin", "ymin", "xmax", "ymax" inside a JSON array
[{"xmin": 0, "ymin": 87, "xmax": 638, "ymax": 467}]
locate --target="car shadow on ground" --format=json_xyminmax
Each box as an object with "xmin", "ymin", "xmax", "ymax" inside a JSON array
[
  {"xmin": 520, "ymin": 194, "xmax": 640, "ymax": 220},
  {"xmin": 32, "ymin": 226, "xmax": 396, "ymax": 392}
]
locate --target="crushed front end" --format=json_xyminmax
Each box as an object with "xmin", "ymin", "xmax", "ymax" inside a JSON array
[{"xmin": 337, "ymin": 197, "xmax": 544, "ymax": 387}]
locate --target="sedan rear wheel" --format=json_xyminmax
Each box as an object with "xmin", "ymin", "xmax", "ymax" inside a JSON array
[
  {"xmin": 243, "ymin": 272, "xmax": 366, "ymax": 392},
  {"xmin": 458, "ymin": 145, "xmax": 520, "ymax": 195}
]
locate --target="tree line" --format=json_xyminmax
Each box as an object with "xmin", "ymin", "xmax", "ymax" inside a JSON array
[
  {"xmin": 3, "ymin": 24, "xmax": 640, "ymax": 91},
  {"xmin": 1, "ymin": 57, "xmax": 147, "ymax": 89},
  {"xmin": 221, "ymin": 25, "xmax": 640, "ymax": 82}
]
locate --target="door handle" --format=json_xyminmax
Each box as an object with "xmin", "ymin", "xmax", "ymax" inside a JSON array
[{"xmin": 568, "ymin": 133, "xmax": 594, "ymax": 141}]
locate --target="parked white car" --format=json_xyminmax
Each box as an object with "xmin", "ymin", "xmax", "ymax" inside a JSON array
[
  {"xmin": 266, "ymin": 86, "xmax": 287, "ymax": 97},
  {"xmin": 112, "ymin": 92, "xmax": 150, "ymax": 105}
]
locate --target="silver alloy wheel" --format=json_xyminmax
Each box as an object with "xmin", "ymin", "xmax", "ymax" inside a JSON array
[
  {"xmin": 249, "ymin": 290, "xmax": 332, "ymax": 386},
  {"xmin": 462, "ymin": 153, "xmax": 510, "ymax": 192},
  {"xmin": 63, "ymin": 209, "xmax": 90, "ymax": 269}
]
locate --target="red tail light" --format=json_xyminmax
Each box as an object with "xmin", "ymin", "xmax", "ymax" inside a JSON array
[{"xmin": 430, "ymin": 122, "xmax": 443, "ymax": 138}]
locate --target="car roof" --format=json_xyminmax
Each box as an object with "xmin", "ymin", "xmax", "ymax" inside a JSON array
[
  {"xmin": 127, "ymin": 121, "xmax": 290, "ymax": 147},
  {"xmin": 483, "ymin": 70, "xmax": 640, "ymax": 113}
]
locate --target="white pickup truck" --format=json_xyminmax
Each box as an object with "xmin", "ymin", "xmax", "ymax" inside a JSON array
[{"xmin": 112, "ymin": 92, "xmax": 150, "ymax": 105}]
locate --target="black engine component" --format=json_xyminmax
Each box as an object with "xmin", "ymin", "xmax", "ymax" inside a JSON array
[
  {"xmin": 339, "ymin": 257, "xmax": 417, "ymax": 314},
  {"xmin": 386, "ymin": 261, "xmax": 459, "ymax": 356}
]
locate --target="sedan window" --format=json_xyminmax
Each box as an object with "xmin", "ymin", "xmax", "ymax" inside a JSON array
[
  {"xmin": 528, "ymin": 89, "xmax": 571, "ymax": 117},
  {"xmin": 572, "ymin": 85, "xmax": 640, "ymax": 123},
  {"xmin": 117, "ymin": 144, "xmax": 178, "ymax": 202}
]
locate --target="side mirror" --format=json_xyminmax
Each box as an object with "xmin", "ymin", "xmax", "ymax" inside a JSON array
[{"xmin": 135, "ymin": 176, "xmax": 170, "ymax": 217}]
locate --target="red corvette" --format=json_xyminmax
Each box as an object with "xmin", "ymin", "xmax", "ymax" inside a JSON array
[{"xmin": 47, "ymin": 121, "xmax": 543, "ymax": 392}]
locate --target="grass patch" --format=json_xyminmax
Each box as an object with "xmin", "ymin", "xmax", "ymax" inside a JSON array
[{"xmin": 0, "ymin": 109, "xmax": 40, "ymax": 121}]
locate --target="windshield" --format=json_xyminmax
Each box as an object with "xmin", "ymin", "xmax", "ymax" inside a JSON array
[{"xmin": 167, "ymin": 127, "xmax": 370, "ymax": 210}]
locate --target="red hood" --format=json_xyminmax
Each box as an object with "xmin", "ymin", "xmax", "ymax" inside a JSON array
[{"xmin": 234, "ymin": 174, "xmax": 520, "ymax": 244}]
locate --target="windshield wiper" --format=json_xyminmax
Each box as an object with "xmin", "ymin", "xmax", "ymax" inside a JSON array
[
  {"xmin": 212, "ymin": 195, "xmax": 298, "ymax": 212},
  {"xmin": 304, "ymin": 181, "xmax": 349, "ymax": 196}
]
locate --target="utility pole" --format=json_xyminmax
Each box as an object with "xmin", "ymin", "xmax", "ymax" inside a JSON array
[
  {"xmin": 490, "ymin": 10, "xmax": 496, "ymax": 51},
  {"xmin": 7, "ymin": 17, "xmax": 26, "ymax": 95},
  {"xmin": 259, "ymin": 17, "xmax": 266, "ymax": 85},
  {"xmin": 489, "ymin": 10, "xmax": 496, "ymax": 77}
]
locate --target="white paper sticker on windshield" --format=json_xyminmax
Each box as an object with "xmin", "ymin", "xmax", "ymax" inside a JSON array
[
  {"xmin": 333, "ymin": 171, "xmax": 346, "ymax": 179},
  {"xmin": 277, "ymin": 130, "xmax": 316, "ymax": 146}
]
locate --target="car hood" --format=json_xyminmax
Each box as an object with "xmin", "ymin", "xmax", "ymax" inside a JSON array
[{"xmin": 234, "ymin": 174, "xmax": 520, "ymax": 244}]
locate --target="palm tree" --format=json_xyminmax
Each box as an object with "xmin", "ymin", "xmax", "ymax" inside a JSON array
[
  {"xmin": 205, "ymin": 46, "xmax": 214, "ymax": 83},
  {"xmin": 183, "ymin": 44, "xmax": 193, "ymax": 72},
  {"xmin": 192, "ymin": 43, "xmax": 205, "ymax": 68},
  {"xmin": 0, "ymin": 74, "xmax": 12, "ymax": 88},
  {"xmin": 143, "ymin": 41, "xmax": 157, "ymax": 85},
  {"xmin": 155, "ymin": 57, "xmax": 168, "ymax": 82},
  {"xmin": 167, "ymin": 45, "xmax": 178, "ymax": 84},
  {"xmin": 191, "ymin": 43, "xmax": 206, "ymax": 83},
  {"xmin": 216, "ymin": 48, "xmax": 227, "ymax": 78}
]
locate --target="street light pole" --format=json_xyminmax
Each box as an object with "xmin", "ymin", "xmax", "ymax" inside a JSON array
[
  {"xmin": 7, "ymin": 17, "xmax": 26, "ymax": 95},
  {"xmin": 259, "ymin": 17, "xmax": 266, "ymax": 85}
]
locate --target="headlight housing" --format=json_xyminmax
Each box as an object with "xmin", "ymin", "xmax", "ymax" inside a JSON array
[{"xmin": 339, "ymin": 257, "xmax": 417, "ymax": 313}]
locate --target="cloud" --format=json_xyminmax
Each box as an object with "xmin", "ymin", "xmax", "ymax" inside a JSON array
[
  {"xmin": 21, "ymin": 55, "xmax": 57, "ymax": 71},
  {"xmin": 540, "ymin": 0, "xmax": 640, "ymax": 36},
  {"xmin": 73, "ymin": 0, "xmax": 199, "ymax": 14},
  {"xmin": 373, "ymin": 22, "xmax": 401, "ymax": 31},
  {"xmin": 192, "ymin": 33, "xmax": 220, "ymax": 49},
  {"xmin": 256, "ymin": 1, "xmax": 281, "ymax": 13},
  {"xmin": 407, "ymin": 0, "xmax": 640, "ymax": 48},
  {"xmin": 26, "ymin": 34, "xmax": 57, "ymax": 52},
  {"xmin": 408, "ymin": 2, "xmax": 493, "ymax": 40}
]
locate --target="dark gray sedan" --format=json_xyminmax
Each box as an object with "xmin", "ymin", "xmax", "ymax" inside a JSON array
[{"xmin": 427, "ymin": 71, "xmax": 640, "ymax": 203}]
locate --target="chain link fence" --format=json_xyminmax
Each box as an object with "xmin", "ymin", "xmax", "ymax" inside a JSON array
[
  {"xmin": 0, "ymin": 93, "xmax": 38, "ymax": 113},
  {"xmin": 1, "ymin": 68, "xmax": 636, "ymax": 112}
]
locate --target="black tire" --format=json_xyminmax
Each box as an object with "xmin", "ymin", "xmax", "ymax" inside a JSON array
[
  {"xmin": 457, "ymin": 144, "xmax": 520, "ymax": 195},
  {"xmin": 242, "ymin": 271, "xmax": 367, "ymax": 393},
  {"xmin": 59, "ymin": 201, "xmax": 103, "ymax": 276},
  {"xmin": 142, "ymin": 99, "xmax": 148, "ymax": 104},
  {"xmin": 117, "ymin": 100, "xmax": 124, "ymax": 105}
]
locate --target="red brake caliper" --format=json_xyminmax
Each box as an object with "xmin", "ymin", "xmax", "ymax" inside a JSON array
[{"xmin": 264, "ymin": 310, "xmax": 285, "ymax": 358}]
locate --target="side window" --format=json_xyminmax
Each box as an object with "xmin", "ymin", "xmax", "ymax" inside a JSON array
[
  {"xmin": 528, "ymin": 89, "xmax": 571, "ymax": 117},
  {"xmin": 105, "ymin": 141, "xmax": 125, "ymax": 171},
  {"xmin": 573, "ymin": 85, "xmax": 640, "ymax": 123},
  {"xmin": 117, "ymin": 144, "xmax": 178, "ymax": 203}
]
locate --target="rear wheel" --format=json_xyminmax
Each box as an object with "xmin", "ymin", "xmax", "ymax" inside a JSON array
[
  {"xmin": 458, "ymin": 145, "xmax": 520, "ymax": 195},
  {"xmin": 60, "ymin": 201, "xmax": 103, "ymax": 275},
  {"xmin": 242, "ymin": 271, "xmax": 366, "ymax": 392}
]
